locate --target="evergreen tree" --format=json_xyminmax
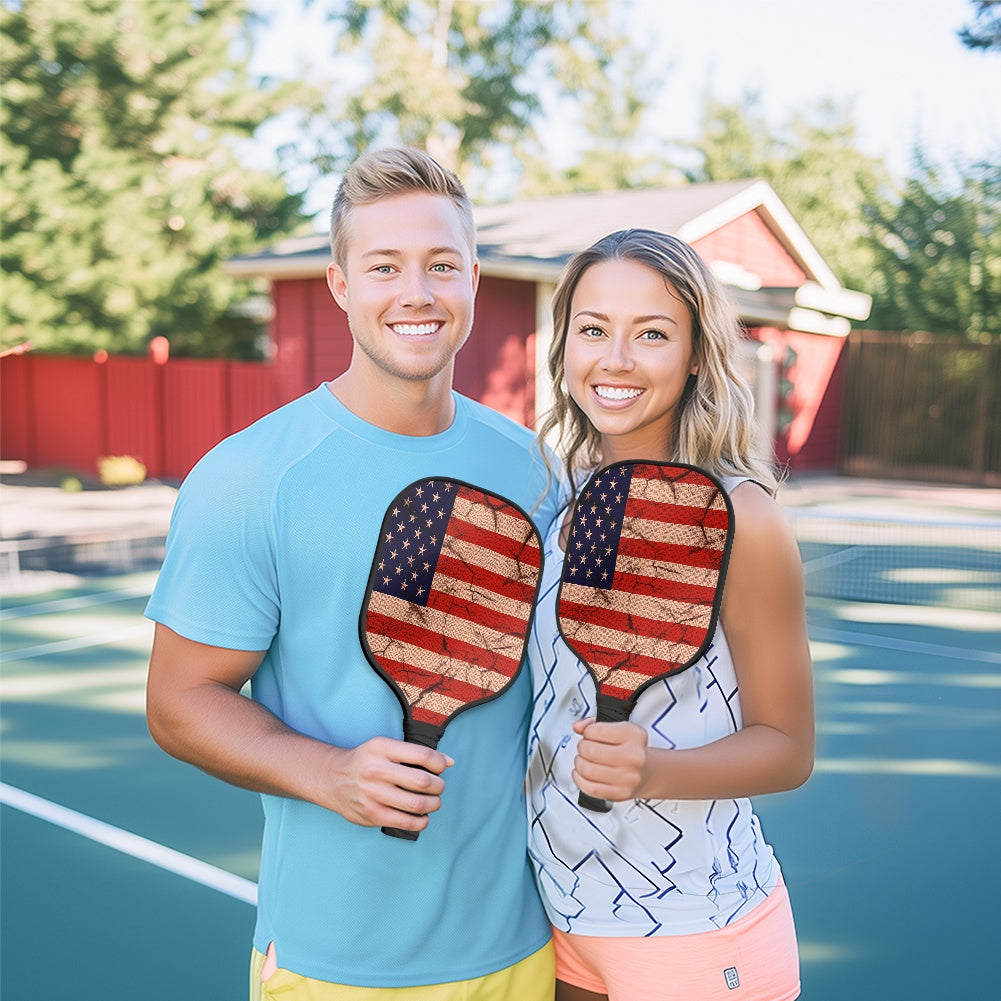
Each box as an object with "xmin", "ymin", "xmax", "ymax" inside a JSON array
[
  {"xmin": 1, "ymin": 0, "xmax": 308, "ymax": 357},
  {"xmin": 864, "ymin": 151, "xmax": 1001, "ymax": 342}
]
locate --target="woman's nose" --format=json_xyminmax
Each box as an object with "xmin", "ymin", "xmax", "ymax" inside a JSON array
[{"xmin": 600, "ymin": 336, "xmax": 634, "ymax": 372}]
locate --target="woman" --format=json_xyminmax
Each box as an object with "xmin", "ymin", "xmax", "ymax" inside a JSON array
[{"xmin": 527, "ymin": 229, "xmax": 814, "ymax": 1001}]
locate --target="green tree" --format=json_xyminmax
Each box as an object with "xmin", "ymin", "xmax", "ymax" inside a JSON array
[
  {"xmin": 514, "ymin": 4, "xmax": 674, "ymax": 197},
  {"xmin": 863, "ymin": 151, "xmax": 1001, "ymax": 342},
  {"xmin": 1, "ymin": 0, "xmax": 308, "ymax": 357},
  {"xmin": 686, "ymin": 94, "xmax": 890, "ymax": 291},
  {"xmin": 311, "ymin": 0, "xmax": 657, "ymax": 196}
]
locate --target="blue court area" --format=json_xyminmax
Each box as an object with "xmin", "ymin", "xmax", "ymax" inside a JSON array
[{"xmin": 2, "ymin": 565, "xmax": 1000, "ymax": 999}]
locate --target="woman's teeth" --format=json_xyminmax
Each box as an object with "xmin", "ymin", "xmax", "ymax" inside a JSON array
[{"xmin": 594, "ymin": 386, "xmax": 642, "ymax": 400}]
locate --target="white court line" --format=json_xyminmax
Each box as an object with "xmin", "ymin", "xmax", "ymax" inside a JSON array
[
  {"xmin": 1, "ymin": 624, "xmax": 151, "ymax": 662},
  {"xmin": 0, "ymin": 782, "xmax": 257, "ymax": 905},
  {"xmin": 0, "ymin": 584, "xmax": 153, "ymax": 621},
  {"xmin": 802, "ymin": 548, "xmax": 865, "ymax": 575},
  {"xmin": 809, "ymin": 625, "xmax": 1001, "ymax": 664}
]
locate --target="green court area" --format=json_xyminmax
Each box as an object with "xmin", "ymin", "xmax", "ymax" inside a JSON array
[
  {"xmin": 2, "ymin": 567, "xmax": 1000, "ymax": 999},
  {"xmin": 1, "ymin": 573, "xmax": 261, "ymax": 1000}
]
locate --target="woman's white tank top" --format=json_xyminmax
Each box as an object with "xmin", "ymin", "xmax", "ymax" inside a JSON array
[{"xmin": 526, "ymin": 476, "xmax": 781, "ymax": 936}]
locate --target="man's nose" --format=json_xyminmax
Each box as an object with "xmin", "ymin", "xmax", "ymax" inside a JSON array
[{"xmin": 398, "ymin": 270, "xmax": 434, "ymax": 307}]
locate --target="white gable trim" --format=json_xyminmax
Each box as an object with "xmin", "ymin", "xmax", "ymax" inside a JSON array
[{"xmin": 677, "ymin": 179, "xmax": 842, "ymax": 291}]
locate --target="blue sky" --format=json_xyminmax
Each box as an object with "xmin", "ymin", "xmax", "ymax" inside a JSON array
[
  {"xmin": 628, "ymin": 0, "xmax": 999, "ymax": 175},
  {"xmin": 250, "ymin": 0, "xmax": 1000, "ymax": 217}
]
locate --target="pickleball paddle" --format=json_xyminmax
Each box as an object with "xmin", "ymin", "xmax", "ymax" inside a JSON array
[
  {"xmin": 360, "ymin": 477, "xmax": 543, "ymax": 840},
  {"xmin": 556, "ymin": 461, "xmax": 734, "ymax": 812}
]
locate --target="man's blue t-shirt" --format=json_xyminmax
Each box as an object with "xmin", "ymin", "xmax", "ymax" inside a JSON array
[{"xmin": 145, "ymin": 385, "xmax": 559, "ymax": 987}]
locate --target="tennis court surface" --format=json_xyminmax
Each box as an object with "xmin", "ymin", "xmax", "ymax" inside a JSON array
[{"xmin": 2, "ymin": 475, "xmax": 999, "ymax": 999}]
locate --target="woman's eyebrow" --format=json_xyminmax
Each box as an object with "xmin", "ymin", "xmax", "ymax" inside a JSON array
[{"xmin": 573, "ymin": 309, "xmax": 678, "ymax": 326}]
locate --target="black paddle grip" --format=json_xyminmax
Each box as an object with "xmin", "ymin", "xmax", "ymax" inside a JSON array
[
  {"xmin": 381, "ymin": 719, "xmax": 443, "ymax": 841},
  {"xmin": 577, "ymin": 693, "xmax": 633, "ymax": 813}
]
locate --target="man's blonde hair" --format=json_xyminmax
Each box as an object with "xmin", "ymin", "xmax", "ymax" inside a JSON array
[{"xmin": 329, "ymin": 146, "xmax": 476, "ymax": 269}]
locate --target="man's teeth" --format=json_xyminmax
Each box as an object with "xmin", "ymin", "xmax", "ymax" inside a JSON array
[
  {"xmin": 595, "ymin": 386, "xmax": 642, "ymax": 400},
  {"xmin": 393, "ymin": 323, "xmax": 438, "ymax": 336}
]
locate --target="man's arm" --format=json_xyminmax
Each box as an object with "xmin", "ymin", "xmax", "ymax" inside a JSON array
[{"xmin": 146, "ymin": 623, "xmax": 452, "ymax": 833}]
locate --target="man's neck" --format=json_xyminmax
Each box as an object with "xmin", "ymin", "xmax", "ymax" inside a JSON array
[{"xmin": 327, "ymin": 369, "xmax": 456, "ymax": 437}]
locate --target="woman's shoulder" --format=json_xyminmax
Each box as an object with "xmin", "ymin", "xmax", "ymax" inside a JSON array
[
  {"xmin": 727, "ymin": 478, "xmax": 794, "ymax": 542},
  {"xmin": 724, "ymin": 478, "xmax": 804, "ymax": 611}
]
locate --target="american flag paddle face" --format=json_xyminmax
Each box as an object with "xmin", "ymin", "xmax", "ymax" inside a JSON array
[
  {"xmin": 557, "ymin": 461, "xmax": 734, "ymax": 811},
  {"xmin": 360, "ymin": 477, "xmax": 543, "ymax": 839}
]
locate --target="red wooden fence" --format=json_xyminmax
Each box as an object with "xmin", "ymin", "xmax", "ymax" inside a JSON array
[{"xmin": 1, "ymin": 352, "xmax": 281, "ymax": 481}]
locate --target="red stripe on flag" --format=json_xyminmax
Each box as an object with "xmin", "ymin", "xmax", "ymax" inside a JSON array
[
  {"xmin": 624, "ymin": 496, "xmax": 730, "ymax": 530},
  {"xmin": 559, "ymin": 598, "xmax": 711, "ymax": 648},
  {"xmin": 609, "ymin": 570, "xmax": 718, "ymax": 604},
  {"xmin": 378, "ymin": 658, "xmax": 509, "ymax": 705},
  {"xmin": 568, "ymin": 638, "xmax": 701, "ymax": 681},
  {"xmin": 425, "ymin": 587, "xmax": 532, "ymax": 638},
  {"xmin": 615, "ymin": 536, "xmax": 726, "ymax": 570},
  {"xmin": 446, "ymin": 515, "xmax": 542, "ymax": 566},
  {"xmin": 435, "ymin": 553, "xmax": 539, "ymax": 602},
  {"xmin": 364, "ymin": 611, "xmax": 522, "ymax": 678},
  {"xmin": 631, "ymin": 465, "xmax": 715, "ymax": 488}
]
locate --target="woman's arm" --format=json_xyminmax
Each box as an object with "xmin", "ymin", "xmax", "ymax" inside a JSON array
[{"xmin": 571, "ymin": 480, "xmax": 814, "ymax": 802}]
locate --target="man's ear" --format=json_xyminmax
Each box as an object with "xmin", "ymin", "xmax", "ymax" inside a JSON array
[{"xmin": 326, "ymin": 262, "xmax": 348, "ymax": 311}]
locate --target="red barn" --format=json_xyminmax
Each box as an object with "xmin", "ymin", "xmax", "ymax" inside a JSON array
[{"xmin": 228, "ymin": 179, "xmax": 871, "ymax": 470}]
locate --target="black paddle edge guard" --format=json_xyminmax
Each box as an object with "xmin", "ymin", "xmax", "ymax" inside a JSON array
[
  {"xmin": 358, "ymin": 477, "xmax": 544, "ymax": 843},
  {"xmin": 358, "ymin": 475, "xmax": 545, "ymax": 732},
  {"xmin": 555, "ymin": 461, "xmax": 735, "ymax": 813}
]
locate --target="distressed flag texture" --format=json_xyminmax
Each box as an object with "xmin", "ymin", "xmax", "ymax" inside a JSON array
[
  {"xmin": 558, "ymin": 462, "xmax": 732, "ymax": 704},
  {"xmin": 363, "ymin": 478, "xmax": 542, "ymax": 730}
]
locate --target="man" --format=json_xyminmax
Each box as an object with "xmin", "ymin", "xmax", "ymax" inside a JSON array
[{"xmin": 145, "ymin": 147, "xmax": 558, "ymax": 999}]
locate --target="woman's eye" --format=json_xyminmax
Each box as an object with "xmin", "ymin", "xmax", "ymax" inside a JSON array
[
  {"xmin": 580, "ymin": 325, "xmax": 604, "ymax": 338},
  {"xmin": 640, "ymin": 329, "xmax": 667, "ymax": 341}
]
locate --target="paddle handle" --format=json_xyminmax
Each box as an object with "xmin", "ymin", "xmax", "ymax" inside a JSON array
[
  {"xmin": 577, "ymin": 693, "xmax": 633, "ymax": 814},
  {"xmin": 577, "ymin": 790, "xmax": 613, "ymax": 813},
  {"xmin": 381, "ymin": 719, "xmax": 443, "ymax": 841}
]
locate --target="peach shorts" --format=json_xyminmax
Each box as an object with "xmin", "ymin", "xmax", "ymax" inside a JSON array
[{"xmin": 552, "ymin": 881, "xmax": 800, "ymax": 1001}]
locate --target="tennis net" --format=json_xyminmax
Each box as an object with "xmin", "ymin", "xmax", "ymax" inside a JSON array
[{"xmin": 792, "ymin": 511, "xmax": 1001, "ymax": 613}]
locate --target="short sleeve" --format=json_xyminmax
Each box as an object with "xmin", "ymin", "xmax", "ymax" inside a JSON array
[{"xmin": 145, "ymin": 444, "xmax": 280, "ymax": 651}]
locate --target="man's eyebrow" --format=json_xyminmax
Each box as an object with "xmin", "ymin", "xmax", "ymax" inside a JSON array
[{"xmin": 360, "ymin": 246, "xmax": 465, "ymax": 258}]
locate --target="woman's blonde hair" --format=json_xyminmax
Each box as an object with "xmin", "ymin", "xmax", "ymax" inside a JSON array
[
  {"xmin": 328, "ymin": 146, "xmax": 476, "ymax": 269},
  {"xmin": 539, "ymin": 228, "xmax": 778, "ymax": 498}
]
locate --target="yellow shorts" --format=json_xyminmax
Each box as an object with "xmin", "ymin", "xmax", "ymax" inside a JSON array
[{"xmin": 249, "ymin": 941, "xmax": 554, "ymax": 1001}]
